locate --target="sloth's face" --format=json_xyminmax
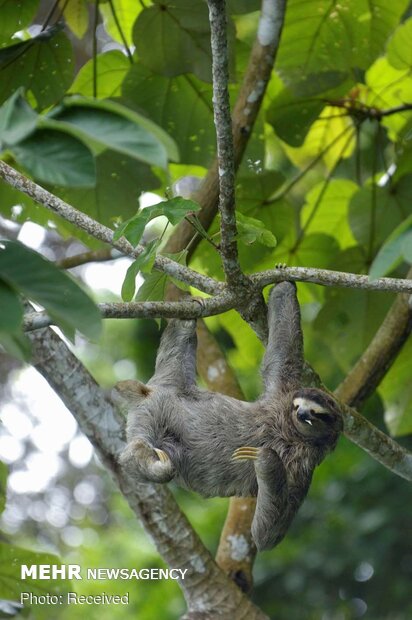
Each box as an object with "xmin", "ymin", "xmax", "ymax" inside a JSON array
[{"xmin": 291, "ymin": 388, "xmax": 343, "ymax": 442}]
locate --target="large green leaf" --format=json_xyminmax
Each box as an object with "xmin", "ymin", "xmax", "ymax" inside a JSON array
[
  {"xmin": 121, "ymin": 239, "xmax": 160, "ymax": 301},
  {"xmin": 0, "ymin": 29, "xmax": 74, "ymax": 110},
  {"xmin": 0, "ymin": 91, "xmax": 37, "ymax": 147},
  {"xmin": 69, "ymin": 51, "xmax": 130, "ymax": 98},
  {"xmin": 99, "ymin": 0, "xmax": 143, "ymax": 46},
  {"xmin": 122, "ymin": 62, "xmax": 215, "ymax": 166},
  {"xmin": 0, "ymin": 0, "xmax": 39, "ymax": 46},
  {"xmin": 349, "ymin": 178, "xmax": 412, "ymax": 256},
  {"xmin": 369, "ymin": 214, "xmax": 412, "ymax": 279},
  {"xmin": 315, "ymin": 287, "xmax": 393, "ymax": 371},
  {"xmin": 236, "ymin": 212, "xmax": 277, "ymax": 247},
  {"xmin": 301, "ymin": 179, "xmax": 358, "ymax": 248},
  {"xmin": 387, "ymin": 18, "xmax": 412, "ymax": 70},
  {"xmin": 11, "ymin": 128, "xmax": 96, "ymax": 187},
  {"xmin": 133, "ymin": 0, "xmax": 215, "ymax": 82},
  {"xmin": 0, "ymin": 240, "xmax": 101, "ymax": 341},
  {"xmin": 0, "ymin": 542, "xmax": 71, "ymax": 600},
  {"xmin": 61, "ymin": 0, "xmax": 89, "ymax": 38},
  {"xmin": 49, "ymin": 96, "xmax": 178, "ymax": 165},
  {"xmin": 277, "ymin": 0, "xmax": 409, "ymax": 79},
  {"xmin": 55, "ymin": 150, "xmax": 160, "ymax": 227}
]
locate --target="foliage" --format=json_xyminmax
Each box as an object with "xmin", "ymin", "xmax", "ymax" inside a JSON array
[{"xmin": 0, "ymin": 0, "xmax": 412, "ymax": 619}]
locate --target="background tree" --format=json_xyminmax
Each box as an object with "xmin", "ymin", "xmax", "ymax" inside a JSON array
[{"xmin": 0, "ymin": 0, "xmax": 412, "ymax": 618}]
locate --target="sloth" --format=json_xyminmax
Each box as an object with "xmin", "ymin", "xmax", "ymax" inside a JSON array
[{"xmin": 114, "ymin": 282, "xmax": 343, "ymax": 551}]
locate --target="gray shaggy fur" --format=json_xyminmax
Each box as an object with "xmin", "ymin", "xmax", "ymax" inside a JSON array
[{"xmin": 115, "ymin": 282, "xmax": 343, "ymax": 551}]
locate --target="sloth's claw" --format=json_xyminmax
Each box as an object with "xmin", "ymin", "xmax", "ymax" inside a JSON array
[
  {"xmin": 232, "ymin": 446, "xmax": 260, "ymax": 461},
  {"xmin": 154, "ymin": 448, "xmax": 170, "ymax": 463}
]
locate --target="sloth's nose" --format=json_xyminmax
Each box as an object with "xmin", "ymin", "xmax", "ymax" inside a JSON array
[{"xmin": 297, "ymin": 407, "xmax": 312, "ymax": 422}]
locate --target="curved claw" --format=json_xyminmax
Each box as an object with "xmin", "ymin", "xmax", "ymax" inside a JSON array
[
  {"xmin": 154, "ymin": 448, "xmax": 170, "ymax": 464},
  {"xmin": 275, "ymin": 262, "xmax": 287, "ymax": 270},
  {"xmin": 232, "ymin": 446, "xmax": 261, "ymax": 461}
]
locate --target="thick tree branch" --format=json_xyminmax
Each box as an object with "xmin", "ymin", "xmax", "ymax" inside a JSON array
[
  {"xmin": 207, "ymin": 0, "xmax": 246, "ymax": 288},
  {"xmin": 0, "ymin": 161, "xmax": 222, "ymax": 296},
  {"xmin": 336, "ymin": 268, "xmax": 412, "ymax": 408},
  {"xmin": 28, "ymin": 326, "xmax": 268, "ymax": 620},
  {"xmin": 341, "ymin": 404, "xmax": 412, "ymax": 481},
  {"xmin": 165, "ymin": 0, "xmax": 286, "ymax": 259}
]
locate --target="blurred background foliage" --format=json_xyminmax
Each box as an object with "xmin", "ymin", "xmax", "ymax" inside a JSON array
[{"xmin": 0, "ymin": 0, "xmax": 412, "ymax": 619}]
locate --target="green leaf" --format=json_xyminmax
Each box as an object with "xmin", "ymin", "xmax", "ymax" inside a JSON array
[
  {"xmin": 301, "ymin": 180, "xmax": 358, "ymax": 249},
  {"xmin": 387, "ymin": 18, "xmax": 412, "ymax": 70},
  {"xmin": 276, "ymin": 0, "xmax": 409, "ymax": 78},
  {"xmin": 236, "ymin": 212, "xmax": 277, "ymax": 247},
  {"xmin": 369, "ymin": 214, "xmax": 412, "ymax": 279},
  {"xmin": 133, "ymin": 0, "xmax": 216, "ymax": 83},
  {"xmin": 11, "ymin": 128, "xmax": 96, "ymax": 187},
  {"xmin": 381, "ymin": 339, "xmax": 412, "ymax": 436},
  {"xmin": 123, "ymin": 62, "xmax": 214, "ymax": 166},
  {"xmin": 135, "ymin": 251, "xmax": 188, "ymax": 301},
  {"xmin": 0, "ymin": 461, "xmax": 7, "ymax": 515},
  {"xmin": 99, "ymin": 0, "xmax": 143, "ymax": 46},
  {"xmin": 0, "ymin": 29, "xmax": 74, "ymax": 110},
  {"xmin": 60, "ymin": 0, "xmax": 89, "ymax": 38},
  {"xmin": 0, "ymin": 0, "xmax": 39, "ymax": 46},
  {"xmin": 162, "ymin": 197, "xmax": 201, "ymax": 224},
  {"xmin": 0, "ymin": 542, "xmax": 71, "ymax": 600},
  {"xmin": 0, "ymin": 241, "xmax": 102, "ymax": 341},
  {"xmin": 0, "ymin": 90, "xmax": 37, "ymax": 147},
  {"xmin": 49, "ymin": 96, "xmax": 178, "ymax": 167},
  {"xmin": 349, "ymin": 178, "xmax": 412, "ymax": 256},
  {"xmin": 121, "ymin": 239, "xmax": 160, "ymax": 301},
  {"xmin": 69, "ymin": 51, "xmax": 130, "ymax": 98},
  {"xmin": 0, "ymin": 279, "xmax": 23, "ymax": 331},
  {"xmin": 114, "ymin": 197, "xmax": 200, "ymax": 246},
  {"xmin": 55, "ymin": 150, "xmax": 160, "ymax": 227}
]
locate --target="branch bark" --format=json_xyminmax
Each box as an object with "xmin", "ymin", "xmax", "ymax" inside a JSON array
[{"xmin": 206, "ymin": 0, "xmax": 245, "ymax": 288}]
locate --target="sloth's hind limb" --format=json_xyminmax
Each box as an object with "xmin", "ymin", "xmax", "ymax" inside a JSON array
[{"xmin": 119, "ymin": 437, "xmax": 175, "ymax": 483}]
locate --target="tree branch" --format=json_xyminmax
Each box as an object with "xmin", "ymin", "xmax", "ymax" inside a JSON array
[
  {"xmin": 28, "ymin": 326, "xmax": 268, "ymax": 619},
  {"xmin": 252, "ymin": 266, "xmax": 412, "ymax": 295},
  {"xmin": 56, "ymin": 248, "xmax": 121, "ymax": 269},
  {"xmin": 0, "ymin": 161, "xmax": 223, "ymax": 297},
  {"xmin": 206, "ymin": 0, "xmax": 246, "ymax": 288}
]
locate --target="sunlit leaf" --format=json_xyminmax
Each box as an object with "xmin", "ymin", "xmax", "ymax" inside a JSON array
[
  {"xmin": 69, "ymin": 50, "xmax": 130, "ymax": 98},
  {"xmin": 301, "ymin": 180, "xmax": 357, "ymax": 248},
  {"xmin": 60, "ymin": 0, "xmax": 89, "ymax": 39},
  {"xmin": 99, "ymin": 0, "xmax": 143, "ymax": 46}
]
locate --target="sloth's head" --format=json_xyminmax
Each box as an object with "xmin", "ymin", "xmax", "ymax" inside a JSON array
[{"xmin": 291, "ymin": 388, "xmax": 343, "ymax": 445}]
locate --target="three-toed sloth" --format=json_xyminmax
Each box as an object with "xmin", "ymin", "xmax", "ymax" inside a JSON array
[{"xmin": 114, "ymin": 282, "xmax": 343, "ymax": 551}]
